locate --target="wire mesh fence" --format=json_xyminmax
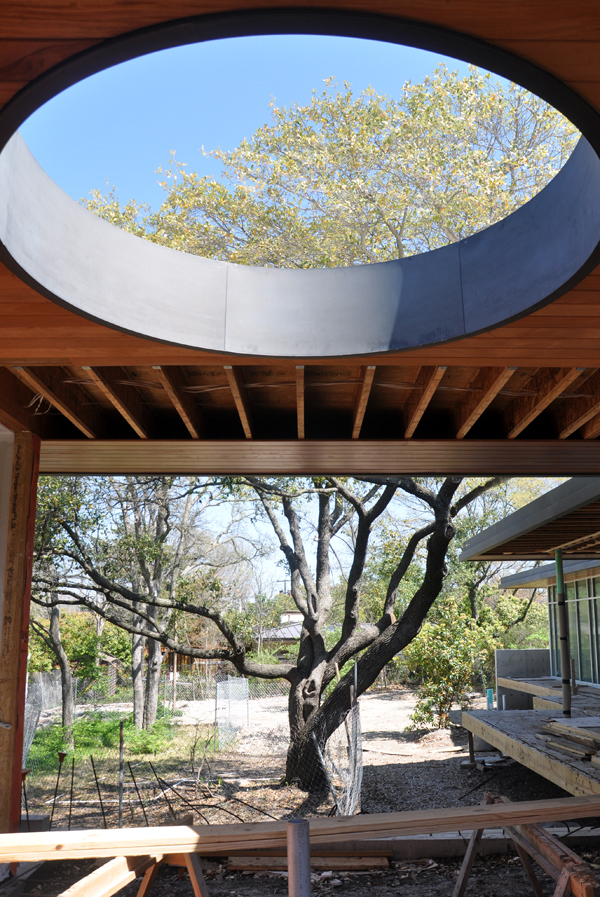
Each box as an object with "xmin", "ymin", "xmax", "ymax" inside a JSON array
[{"xmin": 21, "ymin": 669, "xmax": 362, "ymax": 829}]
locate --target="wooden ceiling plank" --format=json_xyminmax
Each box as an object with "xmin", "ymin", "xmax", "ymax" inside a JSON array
[
  {"xmin": 82, "ymin": 366, "xmax": 150, "ymax": 440},
  {"xmin": 456, "ymin": 367, "xmax": 518, "ymax": 439},
  {"xmin": 557, "ymin": 369, "xmax": 600, "ymax": 437},
  {"xmin": 296, "ymin": 365, "xmax": 305, "ymax": 440},
  {"xmin": 224, "ymin": 365, "xmax": 252, "ymax": 439},
  {"xmin": 506, "ymin": 367, "xmax": 585, "ymax": 439},
  {"xmin": 581, "ymin": 410, "xmax": 600, "ymax": 440},
  {"xmin": 152, "ymin": 366, "xmax": 201, "ymax": 440},
  {"xmin": 404, "ymin": 366, "xmax": 447, "ymax": 439},
  {"xmin": 12, "ymin": 366, "xmax": 98, "ymax": 438},
  {"xmin": 352, "ymin": 366, "xmax": 376, "ymax": 440}
]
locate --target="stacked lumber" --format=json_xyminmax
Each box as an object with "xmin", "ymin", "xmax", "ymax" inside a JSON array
[
  {"xmin": 2, "ymin": 796, "xmax": 600, "ymax": 864},
  {"xmin": 226, "ymin": 856, "xmax": 389, "ymax": 871},
  {"xmin": 535, "ymin": 719, "xmax": 600, "ymax": 762}
]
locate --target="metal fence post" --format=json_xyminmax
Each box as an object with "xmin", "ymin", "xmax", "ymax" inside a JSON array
[{"xmin": 287, "ymin": 818, "xmax": 311, "ymax": 897}]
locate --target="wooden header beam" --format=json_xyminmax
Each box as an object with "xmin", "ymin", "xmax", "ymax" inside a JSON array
[{"xmin": 38, "ymin": 439, "xmax": 600, "ymax": 475}]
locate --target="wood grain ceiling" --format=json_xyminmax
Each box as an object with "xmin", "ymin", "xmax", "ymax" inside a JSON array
[{"xmin": 2, "ymin": 1, "xmax": 600, "ymax": 470}]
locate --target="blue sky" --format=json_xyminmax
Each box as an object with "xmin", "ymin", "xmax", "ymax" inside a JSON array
[{"xmin": 21, "ymin": 35, "xmax": 474, "ymax": 213}]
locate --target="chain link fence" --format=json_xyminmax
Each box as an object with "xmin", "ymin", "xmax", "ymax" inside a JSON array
[{"xmin": 21, "ymin": 668, "xmax": 362, "ymax": 830}]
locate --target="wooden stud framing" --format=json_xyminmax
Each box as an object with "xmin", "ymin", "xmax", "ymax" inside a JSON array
[
  {"xmin": 223, "ymin": 366, "xmax": 252, "ymax": 439},
  {"xmin": 404, "ymin": 367, "xmax": 447, "ymax": 439},
  {"xmin": 0, "ymin": 432, "xmax": 39, "ymax": 833},
  {"xmin": 152, "ymin": 366, "xmax": 201, "ymax": 440},
  {"xmin": 506, "ymin": 367, "xmax": 584, "ymax": 439},
  {"xmin": 352, "ymin": 366, "xmax": 376, "ymax": 440},
  {"xmin": 456, "ymin": 367, "xmax": 517, "ymax": 439},
  {"xmin": 296, "ymin": 365, "xmax": 305, "ymax": 440},
  {"xmin": 11, "ymin": 366, "xmax": 100, "ymax": 439},
  {"xmin": 82, "ymin": 367, "xmax": 152, "ymax": 439}
]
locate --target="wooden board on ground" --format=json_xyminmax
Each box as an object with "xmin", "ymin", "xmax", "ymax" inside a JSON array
[{"xmin": 227, "ymin": 856, "xmax": 389, "ymax": 872}]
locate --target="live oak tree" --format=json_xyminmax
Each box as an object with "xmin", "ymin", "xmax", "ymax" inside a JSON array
[{"xmin": 33, "ymin": 474, "xmax": 510, "ymax": 787}]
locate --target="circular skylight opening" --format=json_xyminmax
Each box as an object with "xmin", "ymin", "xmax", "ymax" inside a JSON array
[{"xmin": 0, "ymin": 10, "xmax": 599, "ymax": 358}]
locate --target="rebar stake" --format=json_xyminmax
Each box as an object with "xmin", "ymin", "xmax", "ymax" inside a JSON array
[
  {"xmin": 128, "ymin": 761, "xmax": 149, "ymax": 826},
  {"xmin": 49, "ymin": 751, "xmax": 66, "ymax": 830},
  {"xmin": 67, "ymin": 757, "xmax": 75, "ymax": 831},
  {"xmin": 287, "ymin": 818, "xmax": 311, "ymax": 897},
  {"xmin": 118, "ymin": 720, "xmax": 124, "ymax": 828},
  {"xmin": 90, "ymin": 755, "xmax": 107, "ymax": 829}
]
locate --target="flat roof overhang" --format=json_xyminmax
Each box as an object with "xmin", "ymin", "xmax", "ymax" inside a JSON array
[
  {"xmin": 461, "ymin": 476, "xmax": 600, "ymax": 561},
  {"xmin": 499, "ymin": 559, "xmax": 600, "ymax": 590}
]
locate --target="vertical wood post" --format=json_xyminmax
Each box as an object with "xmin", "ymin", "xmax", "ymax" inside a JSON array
[
  {"xmin": 0, "ymin": 431, "xmax": 40, "ymax": 832},
  {"xmin": 555, "ymin": 549, "xmax": 572, "ymax": 718}
]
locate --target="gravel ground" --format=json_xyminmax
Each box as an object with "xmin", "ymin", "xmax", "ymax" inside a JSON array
[{"xmin": 6, "ymin": 688, "xmax": 584, "ymax": 896}]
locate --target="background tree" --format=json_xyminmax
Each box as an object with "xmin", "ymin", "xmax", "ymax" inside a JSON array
[{"xmin": 85, "ymin": 67, "xmax": 577, "ymax": 267}]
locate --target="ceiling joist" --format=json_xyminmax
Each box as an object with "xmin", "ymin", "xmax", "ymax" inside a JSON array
[
  {"xmin": 557, "ymin": 369, "xmax": 600, "ymax": 438},
  {"xmin": 224, "ymin": 365, "xmax": 252, "ymax": 439},
  {"xmin": 152, "ymin": 366, "xmax": 202, "ymax": 440},
  {"xmin": 296, "ymin": 365, "xmax": 305, "ymax": 440},
  {"xmin": 506, "ymin": 367, "xmax": 585, "ymax": 439},
  {"xmin": 82, "ymin": 366, "xmax": 154, "ymax": 439},
  {"xmin": 12, "ymin": 366, "xmax": 101, "ymax": 439},
  {"xmin": 352, "ymin": 365, "xmax": 376, "ymax": 439},
  {"xmin": 404, "ymin": 366, "xmax": 447, "ymax": 439},
  {"xmin": 456, "ymin": 367, "xmax": 517, "ymax": 439}
]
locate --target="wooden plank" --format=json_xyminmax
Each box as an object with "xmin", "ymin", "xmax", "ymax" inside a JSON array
[
  {"xmin": 296, "ymin": 365, "xmax": 305, "ymax": 440},
  {"xmin": 57, "ymin": 855, "xmax": 161, "ymax": 897},
  {"xmin": 496, "ymin": 677, "xmax": 562, "ymax": 698},
  {"xmin": 352, "ymin": 366, "xmax": 376, "ymax": 439},
  {"xmin": 456, "ymin": 367, "xmax": 517, "ymax": 439},
  {"xmin": 0, "ymin": 433, "xmax": 39, "ymax": 833},
  {"xmin": 223, "ymin": 366, "xmax": 252, "ymax": 439},
  {"xmin": 451, "ymin": 795, "xmax": 494, "ymax": 897},
  {"xmin": 581, "ymin": 410, "xmax": 600, "ymax": 440},
  {"xmin": 404, "ymin": 366, "xmax": 447, "ymax": 438},
  {"xmin": 506, "ymin": 368, "xmax": 585, "ymax": 438},
  {"xmin": 36, "ymin": 439, "xmax": 600, "ymax": 476},
  {"xmin": 227, "ymin": 856, "xmax": 389, "ymax": 871},
  {"xmin": 0, "ymin": 368, "xmax": 43, "ymax": 434},
  {"xmin": 152, "ymin": 366, "xmax": 201, "ymax": 439},
  {"xmin": 184, "ymin": 852, "xmax": 209, "ymax": 897},
  {"xmin": 4, "ymin": 796, "xmax": 600, "ymax": 862},
  {"xmin": 535, "ymin": 733, "xmax": 594, "ymax": 759},
  {"xmin": 11, "ymin": 366, "xmax": 100, "ymax": 439},
  {"xmin": 82, "ymin": 367, "xmax": 152, "ymax": 439}
]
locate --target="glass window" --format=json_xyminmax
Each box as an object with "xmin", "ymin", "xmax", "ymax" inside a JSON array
[
  {"xmin": 549, "ymin": 601, "xmax": 559, "ymax": 676},
  {"xmin": 579, "ymin": 600, "xmax": 593, "ymax": 682},
  {"xmin": 592, "ymin": 578, "xmax": 600, "ymax": 597},
  {"xmin": 548, "ymin": 585, "xmax": 556, "ymax": 604},
  {"xmin": 577, "ymin": 580, "xmax": 589, "ymax": 599},
  {"xmin": 567, "ymin": 582, "xmax": 577, "ymax": 600}
]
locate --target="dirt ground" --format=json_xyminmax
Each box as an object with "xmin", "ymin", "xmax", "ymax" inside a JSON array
[{"xmin": 6, "ymin": 688, "xmax": 591, "ymax": 896}]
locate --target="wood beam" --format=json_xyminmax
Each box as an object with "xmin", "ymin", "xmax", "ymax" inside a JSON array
[
  {"xmin": 82, "ymin": 367, "xmax": 153, "ymax": 439},
  {"xmin": 0, "ymin": 432, "xmax": 39, "ymax": 833},
  {"xmin": 56, "ymin": 854, "xmax": 162, "ymax": 897},
  {"xmin": 223, "ymin": 365, "xmax": 252, "ymax": 439},
  {"xmin": 11, "ymin": 366, "xmax": 101, "ymax": 439},
  {"xmin": 296, "ymin": 365, "xmax": 305, "ymax": 440},
  {"xmin": 37, "ymin": 439, "xmax": 600, "ymax": 476},
  {"xmin": 0, "ymin": 369, "xmax": 43, "ymax": 434},
  {"xmin": 352, "ymin": 366, "xmax": 376, "ymax": 439},
  {"xmin": 555, "ymin": 369, "xmax": 600, "ymax": 438},
  {"xmin": 456, "ymin": 367, "xmax": 517, "ymax": 439},
  {"xmin": 404, "ymin": 366, "xmax": 447, "ymax": 439},
  {"xmin": 152, "ymin": 366, "xmax": 201, "ymax": 440},
  {"xmin": 505, "ymin": 368, "xmax": 585, "ymax": 439}
]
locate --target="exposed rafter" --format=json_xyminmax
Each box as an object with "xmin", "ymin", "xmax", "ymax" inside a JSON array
[
  {"xmin": 352, "ymin": 366, "xmax": 376, "ymax": 439},
  {"xmin": 152, "ymin": 366, "xmax": 201, "ymax": 440},
  {"xmin": 82, "ymin": 367, "xmax": 153, "ymax": 439},
  {"xmin": 556, "ymin": 369, "xmax": 600, "ymax": 438},
  {"xmin": 296, "ymin": 365, "xmax": 305, "ymax": 440},
  {"xmin": 404, "ymin": 366, "xmax": 447, "ymax": 439},
  {"xmin": 506, "ymin": 367, "xmax": 585, "ymax": 439},
  {"xmin": 456, "ymin": 367, "xmax": 517, "ymax": 439},
  {"xmin": 0, "ymin": 369, "xmax": 43, "ymax": 433},
  {"xmin": 224, "ymin": 365, "xmax": 252, "ymax": 439},
  {"xmin": 11, "ymin": 366, "xmax": 101, "ymax": 439}
]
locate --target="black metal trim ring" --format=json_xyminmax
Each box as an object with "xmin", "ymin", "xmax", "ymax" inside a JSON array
[{"xmin": 1, "ymin": 8, "xmax": 600, "ymax": 358}]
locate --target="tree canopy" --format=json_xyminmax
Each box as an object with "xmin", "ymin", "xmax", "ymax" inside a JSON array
[{"xmin": 86, "ymin": 67, "xmax": 577, "ymax": 266}]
